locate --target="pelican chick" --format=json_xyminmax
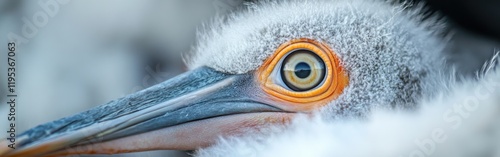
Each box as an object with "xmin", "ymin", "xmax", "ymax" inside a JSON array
[{"xmin": 1, "ymin": 0, "xmax": 480, "ymax": 156}]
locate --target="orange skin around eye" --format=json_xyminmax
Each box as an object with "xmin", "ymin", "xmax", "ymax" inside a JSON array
[{"xmin": 256, "ymin": 38, "xmax": 349, "ymax": 111}]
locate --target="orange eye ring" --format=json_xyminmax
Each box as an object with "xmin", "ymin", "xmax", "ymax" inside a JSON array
[{"xmin": 257, "ymin": 38, "xmax": 349, "ymax": 111}]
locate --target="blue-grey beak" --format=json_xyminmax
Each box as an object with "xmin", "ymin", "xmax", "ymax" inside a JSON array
[{"xmin": 0, "ymin": 67, "xmax": 294, "ymax": 156}]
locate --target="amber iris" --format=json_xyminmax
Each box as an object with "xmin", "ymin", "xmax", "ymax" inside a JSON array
[{"xmin": 280, "ymin": 50, "xmax": 326, "ymax": 92}]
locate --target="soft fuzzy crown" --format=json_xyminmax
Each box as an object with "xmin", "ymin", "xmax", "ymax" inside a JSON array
[{"xmin": 187, "ymin": 0, "xmax": 448, "ymax": 117}]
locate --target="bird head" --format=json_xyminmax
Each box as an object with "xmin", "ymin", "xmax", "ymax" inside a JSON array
[{"xmin": 0, "ymin": 0, "xmax": 446, "ymax": 156}]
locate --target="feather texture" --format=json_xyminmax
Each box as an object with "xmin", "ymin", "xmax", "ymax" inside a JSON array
[
  {"xmin": 191, "ymin": 0, "xmax": 499, "ymax": 156},
  {"xmin": 196, "ymin": 52, "xmax": 500, "ymax": 157},
  {"xmin": 189, "ymin": 0, "xmax": 450, "ymax": 130}
]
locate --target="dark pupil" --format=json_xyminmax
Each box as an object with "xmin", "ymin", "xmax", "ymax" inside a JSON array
[{"xmin": 294, "ymin": 62, "xmax": 311, "ymax": 78}]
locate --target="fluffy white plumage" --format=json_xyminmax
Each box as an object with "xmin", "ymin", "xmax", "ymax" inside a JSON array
[
  {"xmin": 196, "ymin": 53, "xmax": 500, "ymax": 157},
  {"xmin": 187, "ymin": 0, "xmax": 500, "ymax": 156},
  {"xmin": 188, "ymin": 0, "xmax": 448, "ymax": 119}
]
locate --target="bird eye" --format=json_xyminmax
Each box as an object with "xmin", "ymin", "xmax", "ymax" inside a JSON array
[
  {"xmin": 257, "ymin": 38, "xmax": 349, "ymax": 111},
  {"xmin": 281, "ymin": 50, "xmax": 326, "ymax": 91}
]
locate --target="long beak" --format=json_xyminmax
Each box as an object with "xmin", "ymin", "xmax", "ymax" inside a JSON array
[{"xmin": 0, "ymin": 67, "xmax": 294, "ymax": 156}]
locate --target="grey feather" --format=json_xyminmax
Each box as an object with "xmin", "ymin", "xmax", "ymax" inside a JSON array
[
  {"xmin": 187, "ymin": 0, "xmax": 448, "ymax": 119},
  {"xmin": 185, "ymin": 0, "xmax": 499, "ymax": 156}
]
